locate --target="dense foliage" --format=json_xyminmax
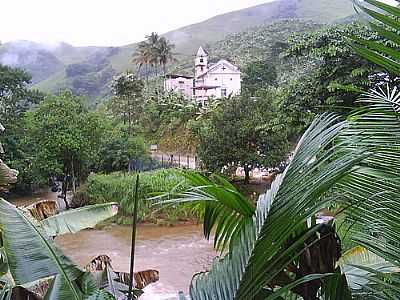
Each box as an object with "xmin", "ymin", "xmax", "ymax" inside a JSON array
[
  {"xmin": 79, "ymin": 170, "xmax": 195, "ymax": 224},
  {"xmin": 107, "ymin": 72, "xmax": 144, "ymax": 133},
  {"xmin": 280, "ymin": 23, "xmax": 383, "ymax": 129},
  {"xmin": 1, "ymin": 0, "xmax": 400, "ymax": 299},
  {"xmin": 26, "ymin": 91, "xmax": 103, "ymax": 185},
  {"xmin": 0, "ymin": 64, "xmax": 43, "ymax": 192},
  {"xmin": 194, "ymin": 95, "xmax": 291, "ymax": 182}
]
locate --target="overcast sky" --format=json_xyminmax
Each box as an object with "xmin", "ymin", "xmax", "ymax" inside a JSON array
[{"xmin": 0, "ymin": 0, "xmax": 274, "ymax": 46}]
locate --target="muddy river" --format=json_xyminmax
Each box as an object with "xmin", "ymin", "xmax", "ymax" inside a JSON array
[{"xmin": 10, "ymin": 192, "xmax": 216, "ymax": 300}]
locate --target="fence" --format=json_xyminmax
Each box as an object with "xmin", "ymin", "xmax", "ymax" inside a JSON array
[{"xmin": 150, "ymin": 152, "xmax": 198, "ymax": 170}]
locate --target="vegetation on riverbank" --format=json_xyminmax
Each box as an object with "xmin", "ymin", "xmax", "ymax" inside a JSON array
[{"xmin": 78, "ymin": 170, "xmax": 198, "ymax": 224}]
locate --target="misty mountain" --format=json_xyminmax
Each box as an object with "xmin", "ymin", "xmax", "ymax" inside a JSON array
[
  {"xmin": 0, "ymin": 41, "xmax": 65, "ymax": 84},
  {"xmin": 0, "ymin": 0, "xmax": 355, "ymax": 100}
]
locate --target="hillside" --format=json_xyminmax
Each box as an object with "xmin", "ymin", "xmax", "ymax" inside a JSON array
[
  {"xmin": 171, "ymin": 20, "xmax": 322, "ymax": 77},
  {"xmin": 109, "ymin": 0, "xmax": 355, "ymax": 73},
  {"xmin": 0, "ymin": 0, "xmax": 355, "ymax": 100}
]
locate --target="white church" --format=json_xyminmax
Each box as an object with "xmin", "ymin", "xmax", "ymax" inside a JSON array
[{"xmin": 164, "ymin": 46, "xmax": 241, "ymax": 105}]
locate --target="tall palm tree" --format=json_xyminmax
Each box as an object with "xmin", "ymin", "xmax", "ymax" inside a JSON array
[
  {"xmin": 133, "ymin": 41, "xmax": 152, "ymax": 81},
  {"xmin": 133, "ymin": 33, "xmax": 176, "ymax": 81},
  {"xmin": 146, "ymin": 32, "xmax": 161, "ymax": 77},
  {"xmin": 157, "ymin": 37, "xmax": 176, "ymax": 77}
]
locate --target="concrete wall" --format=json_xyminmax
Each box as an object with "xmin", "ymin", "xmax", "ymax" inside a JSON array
[{"xmin": 164, "ymin": 77, "xmax": 193, "ymax": 98}]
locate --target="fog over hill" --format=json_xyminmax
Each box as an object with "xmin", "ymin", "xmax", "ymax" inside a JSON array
[{"xmin": 0, "ymin": 0, "xmax": 355, "ymax": 100}]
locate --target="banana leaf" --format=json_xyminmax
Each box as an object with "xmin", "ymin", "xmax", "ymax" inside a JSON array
[
  {"xmin": 0, "ymin": 199, "xmax": 112, "ymax": 300},
  {"xmin": 40, "ymin": 203, "xmax": 119, "ymax": 237}
]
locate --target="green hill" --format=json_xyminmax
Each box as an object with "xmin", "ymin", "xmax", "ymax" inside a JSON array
[{"xmin": 0, "ymin": 0, "xmax": 355, "ymax": 100}]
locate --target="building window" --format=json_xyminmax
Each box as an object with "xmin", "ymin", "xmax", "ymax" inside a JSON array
[
  {"xmin": 215, "ymin": 78, "xmax": 218, "ymax": 81},
  {"xmin": 221, "ymin": 89, "xmax": 227, "ymax": 97},
  {"xmin": 230, "ymin": 78, "xmax": 233, "ymax": 81},
  {"xmin": 201, "ymin": 66, "xmax": 204, "ymax": 72},
  {"xmin": 200, "ymin": 58, "xmax": 204, "ymax": 63}
]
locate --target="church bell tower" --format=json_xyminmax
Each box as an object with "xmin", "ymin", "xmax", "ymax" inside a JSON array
[{"xmin": 195, "ymin": 46, "xmax": 208, "ymax": 78}]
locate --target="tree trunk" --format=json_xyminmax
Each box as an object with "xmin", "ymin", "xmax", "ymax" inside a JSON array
[
  {"xmin": 244, "ymin": 165, "xmax": 250, "ymax": 184},
  {"xmin": 145, "ymin": 64, "xmax": 149, "ymax": 85},
  {"xmin": 71, "ymin": 157, "xmax": 76, "ymax": 194},
  {"xmin": 62, "ymin": 162, "xmax": 70, "ymax": 210},
  {"xmin": 128, "ymin": 98, "xmax": 132, "ymax": 134}
]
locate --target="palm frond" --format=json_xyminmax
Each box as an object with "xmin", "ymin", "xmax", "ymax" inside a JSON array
[
  {"xmin": 153, "ymin": 171, "xmax": 255, "ymax": 253},
  {"xmin": 351, "ymin": 0, "xmax": 400, "ymax": 74},
  {"xmin": 338, "ymin": 246, "xmax": 399, "ymax": 291},
  {"xmin": 188, "ymin": 114, "xmax": 369, "ymax": 299},
  {"xmin": 336, "ymin": 87, "xmax": 400, "ymax": 273}
]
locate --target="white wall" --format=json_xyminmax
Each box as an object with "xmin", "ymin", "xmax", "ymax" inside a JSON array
[
  {"xmin": 203, "ymin": 66, "xmax": 241, "ymax": 98},
  {"xmin": 165, "ymin": 77, "xmax": 193, "ymax": 97}
]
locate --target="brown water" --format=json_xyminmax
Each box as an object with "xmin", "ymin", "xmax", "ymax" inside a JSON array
[
  {"xmin": 57, "ymin": 224, "xmax": 216, "ymax": 300},
  {"xmin": 10, "ymin": 191, "xmax": 216, "ymax": 300},
  {"xmin": 9, "ymin": 190, "xmax": 58, "ymax": 207}
]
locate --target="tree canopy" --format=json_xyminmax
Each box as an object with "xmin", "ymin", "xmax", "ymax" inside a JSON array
[
  {"xmin": 195, "ymin": 95, "xmax": 291, "ymax": 183},
  {"xmin": 27, "ymin": 91, "xmax": 103, "ymax": 184}
]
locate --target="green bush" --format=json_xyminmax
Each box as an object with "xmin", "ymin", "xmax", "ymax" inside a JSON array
[{"xmin": 79, "ymin": 169, "xmax": 196, "ymax": 224}]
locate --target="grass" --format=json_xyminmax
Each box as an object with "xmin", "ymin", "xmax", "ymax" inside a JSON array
[
  {"xmin": 33, "ymin": 69, "xmax": 68, "ymax": 93},
  {"xmin": 79, "ymin": 169, "xmax": 198, "ymax": 225}
]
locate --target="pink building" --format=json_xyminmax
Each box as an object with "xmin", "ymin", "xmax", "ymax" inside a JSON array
[
  {"xmin": 164, "ymin": 46, "xmax": 241, "ymax": 105},
  {"xmin": 164, "ymin": 74, "xmax": 194, "ymax": 98}
]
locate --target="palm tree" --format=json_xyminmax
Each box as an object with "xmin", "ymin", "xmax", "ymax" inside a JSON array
[
  {"xmin": 133, "ymin": 41, "xmax": 152, "ymax": 82},
  {"xmin": 157, "ymin": 37, "xmax": 176, "ymax": 77},
  {"xmin": 133, "ymin": 33, "xmax": 176, "ymax": 82},
  {"xmin": 146, "ymin": 32, "xmax": 161, "ymax": 77}
]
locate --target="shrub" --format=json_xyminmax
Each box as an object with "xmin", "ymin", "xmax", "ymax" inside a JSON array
[{"xmin": 79, "ymin": 169, "xmax": 195, "ymax": 224}]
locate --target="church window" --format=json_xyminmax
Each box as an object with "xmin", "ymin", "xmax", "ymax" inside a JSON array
[
  {"xmin": 215, "ymin": 78, "xmax": 218, "ymax": 81},
  {"xmin": 221, "ymin": 88, "xmax": 227, "ymax": 97},
  {"xmin": 200, "ymin": 58, "xmax": 204, "ymax": 63},
  {"xmin": 230, "ymin": 78, "xmax": 233, "ymax": 80}
]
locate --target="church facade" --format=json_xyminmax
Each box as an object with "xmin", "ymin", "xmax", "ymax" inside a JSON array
[{"xmin": 164, "ymin": 46, "xmax": 241, "ymax": 105}]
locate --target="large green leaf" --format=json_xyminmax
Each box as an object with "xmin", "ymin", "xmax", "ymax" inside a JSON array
[
  {"xmin": 188, "ymin": 114, "xmax": 368, "ymax": 299},
  {"xmin": 0, "ymin": 199, "xmax": 113, "ymax": 300},
  {"xmin": 41, "ymin": 203, "xmax": 119, "ymax": 237}
]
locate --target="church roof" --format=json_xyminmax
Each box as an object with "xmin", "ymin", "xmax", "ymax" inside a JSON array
[
  {"xmin": 196, "ymin": 46, "xmax": 208, "ymax": 57},
  {"xmin": 197, "ymin": 59, "xmax": 240, "ymax": 78},
  {"xmin": 166, "ymin": 74, "xmax": 193, "ymax": 79}
]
